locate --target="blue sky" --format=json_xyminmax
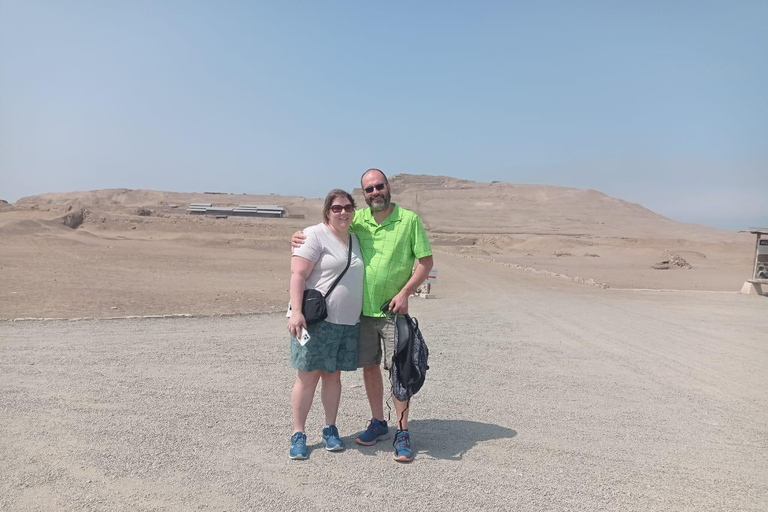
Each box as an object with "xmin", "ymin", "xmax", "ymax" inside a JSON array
[{"xmin": 1, "ymin": 1, "xmax": 766, "ymax": 229}]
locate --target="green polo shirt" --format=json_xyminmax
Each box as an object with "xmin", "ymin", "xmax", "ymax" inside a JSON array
[{"xmin": 350, "ymin": 203, "xmax": 432, "ymax": 317}]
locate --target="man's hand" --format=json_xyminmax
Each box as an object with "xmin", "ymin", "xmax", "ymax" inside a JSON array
[
  {"xmin": 388, "ymin": 291, "xmax": 410, "ymax": 315},
  {"xmin": 287, "ymin": 312, "xmax": 307, "ymax": 338},
  {"xmin": 291, "ymin": 231, "xmax": 306, "ymax": 249}
]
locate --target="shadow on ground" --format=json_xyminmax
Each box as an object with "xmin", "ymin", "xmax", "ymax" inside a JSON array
[{"xmin": 409, "ymin": 418, "xmax": 517, "ymax": 460}]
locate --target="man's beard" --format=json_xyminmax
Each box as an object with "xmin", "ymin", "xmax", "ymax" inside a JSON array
[{"xmin": 365, "ymin": 190, "xmax": 391, "ymax": 212}]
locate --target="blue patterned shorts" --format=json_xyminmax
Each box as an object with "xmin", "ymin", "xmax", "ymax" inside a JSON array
[{"xmin": 290, "ymin": 321, "xmax": 360, "ymax": 373}]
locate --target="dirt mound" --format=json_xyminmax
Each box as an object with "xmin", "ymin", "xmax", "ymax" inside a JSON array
[
  {"xmin": 347, "ymin": 174, "xmax": 737, "ymax": 240},
  {"xmin": 0, "ymin": 218, "xmax": 71, "ymax": 236},
  {"xmin": 651, "ymin": 253, "xmax": 692, "ymax": 270},
  {"xmin": 13, "ymin": 177, "xmax": 739, "ymax": 242},
  {"xmin": 15, "ymin": 189, "xmax": 170, "ymax": 210},
  {"xmin": 60, "ymin": 208, "xmax": 88, "ymax": 229}
]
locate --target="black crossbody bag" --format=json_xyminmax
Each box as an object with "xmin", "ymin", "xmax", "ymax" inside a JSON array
[{"xmin": 301, "ymin": 235, "xmax": 352, "ymax": 325}]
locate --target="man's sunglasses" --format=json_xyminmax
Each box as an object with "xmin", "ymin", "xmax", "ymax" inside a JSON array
[
  {"xmin": 363, "ymin": 183, "xmax": 386, "ymax": 194},
  {"xmin": 330, "ymin": 204, "xmax": 355, "ymax": 213}
]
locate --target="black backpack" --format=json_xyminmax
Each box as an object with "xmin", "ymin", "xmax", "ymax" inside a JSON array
[{"xmin": 390, "ymin": 313, "xmax": 429, "ymax": 402}]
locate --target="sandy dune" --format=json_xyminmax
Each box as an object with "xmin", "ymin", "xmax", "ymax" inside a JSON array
[{"xmin": 0, "ymin": 175, "xmax": 756, "ymax": 319}]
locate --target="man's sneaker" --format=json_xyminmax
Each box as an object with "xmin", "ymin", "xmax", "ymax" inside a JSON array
[
  {"xmin": 289, "ymin": 432, "xmax": 308, "ymax": 460},
  {"xmin": 322, "ymin": 425, "xmax": 344, "ymax": 452},
  {"xmin": 393, "ymin": 430, "xmax": 413, "ymax": 462},
  {"xmin": 355, "ymin": 418, "xmax": 389, "ymax": 446}
]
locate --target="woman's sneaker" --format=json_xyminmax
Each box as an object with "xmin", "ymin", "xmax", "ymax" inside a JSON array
[
  {"xmin": 289, "ymin": 432, "xmax": 308, "ymax": 460},
  {"xmin": 355, "ymin": 419, "xmax": 389, "ymax": 446},
  {"xmin": 393, "ymin": 430, "xmax": 413, "ymax": 462},
  {"xmin": 322, "ymin": 425, "xmax": 344, "ymax": 451}
]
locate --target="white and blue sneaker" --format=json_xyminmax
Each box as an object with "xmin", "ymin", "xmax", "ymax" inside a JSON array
[
  {"xmin": 393, "ymin": 430, "xmax": 413, "ymax": 463},
  {"xmin": 322, "ymin": 425, "xmax": 344, "ymax": 451},
  {"xmin": 289, "ymin": 432, "xmax": 308, "ymax": 460}
]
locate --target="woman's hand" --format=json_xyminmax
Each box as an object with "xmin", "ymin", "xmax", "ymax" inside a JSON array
[
  {"xmin": 288, "ymin": 241, "xmax": 313, "ymax": 338},
  {"xmin": 287, "ymin": 311, "xmax": 307, "ymax": 339}
]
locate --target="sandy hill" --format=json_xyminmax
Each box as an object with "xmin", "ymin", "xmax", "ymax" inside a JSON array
[
  {"xmin": 366, "ymin": 174, "xmax": 733, "ymax": 239},
  {"xmin": 0, "ymin": 175, "xmax": 756, "ymax": 319},
  {"xmin": 9, "ymin": 175, "xmax": 737, "ymax": 240},
  {"xmin": 12, "ymin": 188, "xmax": 318, "ymax": 218}
]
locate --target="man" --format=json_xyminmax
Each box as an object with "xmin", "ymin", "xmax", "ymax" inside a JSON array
[{"xmin": 293, "ymin": 168, "xmax": 433, "ymax": 462}]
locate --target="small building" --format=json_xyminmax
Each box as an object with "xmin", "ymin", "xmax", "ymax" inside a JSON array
[
  {"xmin": 233, "ymin": 205, "xmax": 285, "ymax": 218},
  {"xmin": 186, "ymin": 203, "xmax": 285, "ymax": 218}
]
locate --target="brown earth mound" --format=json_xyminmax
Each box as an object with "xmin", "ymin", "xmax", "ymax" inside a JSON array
[
  {"xmin": 60, "ymin": 208, "xmax": 88, "ymax": 229},
  {"xmin": 0, "ymin": 174, "xmax": 754, "ymax": 318},
  {"xmin": 362, "ymin": 174, "xmax": 724, "ymax": 239},
  {"xmin": 652, "ymin": 253, "xmax": 693, "ymax": 270}
]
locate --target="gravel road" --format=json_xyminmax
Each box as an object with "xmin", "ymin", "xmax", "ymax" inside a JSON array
[{"xmin": 2, "ymin": 270, "xmax": 766, "ymax": 511}]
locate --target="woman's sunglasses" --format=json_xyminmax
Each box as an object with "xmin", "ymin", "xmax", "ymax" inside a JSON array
[
  {"xmin": 363, "ymin": 183, "xmax": 386, "ymax": 194},
  {"xmin": 330, "ymin": 204, "xmax": 355, "ymax": 213}
]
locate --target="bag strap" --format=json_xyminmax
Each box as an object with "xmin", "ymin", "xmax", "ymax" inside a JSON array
[{"xmin": 325, "ymin": 234, "xmax": 353, "ymax": 299}]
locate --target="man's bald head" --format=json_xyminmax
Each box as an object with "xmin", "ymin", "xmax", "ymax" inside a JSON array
[{"xmin": 360, "ymin": 168, "xmax": 388, "ymax": 187}]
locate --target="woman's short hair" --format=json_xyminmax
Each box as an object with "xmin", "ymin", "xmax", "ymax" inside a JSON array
[{"xmin": 322, "ymin": 189, "xmax": 356, "ymax": 222}]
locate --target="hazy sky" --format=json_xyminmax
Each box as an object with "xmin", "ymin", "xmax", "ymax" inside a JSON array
[{"xmin": 1, "ymin": 1, "xmax": 766, "ymax": 229}]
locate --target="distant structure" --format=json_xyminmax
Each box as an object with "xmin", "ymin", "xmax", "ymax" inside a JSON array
[
  {"xmin": 414, "ymin": 269, "xmax": 438, "ymax": 299},
  {"xmin": 187, "ymin": 203, "xmax": 285, "ymax": 218},
  {"xmin": 739, "ymin": 228, "xmax": 768, "ymax": 295}
]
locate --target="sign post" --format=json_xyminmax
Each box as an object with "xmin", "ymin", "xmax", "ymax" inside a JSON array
[
  {"xmin": 416, "ymin": 269, "xmax": 438, "ymax": 298},
  {"xmin": 740, "ymin": 228, "xmax": 768, "ymax": 295},
  {"xmin": 754, "ymin": 238, "xmax": 768, "ymax": 281}
]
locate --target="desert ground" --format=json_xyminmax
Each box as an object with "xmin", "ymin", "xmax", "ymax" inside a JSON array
[{"xmin": 1, "ymin": 175, "xmax": 766, "ymax": 511}]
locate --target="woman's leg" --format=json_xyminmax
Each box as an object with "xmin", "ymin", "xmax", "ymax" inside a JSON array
[
  {"xmin": 291, "ymin": 370, "xmax": 321, "ymax": 433},
  {"xmin": 320, "ymin": 371, "xmax": 342, "ymax": 426}
]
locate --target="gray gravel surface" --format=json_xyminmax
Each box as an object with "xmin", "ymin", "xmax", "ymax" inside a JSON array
[{"xmin": 1, "ymin": 280, "xmax": 767, "ymax": 511}]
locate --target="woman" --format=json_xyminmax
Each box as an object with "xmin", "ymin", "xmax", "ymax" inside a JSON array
[{"xmin": 287, "ymin": 189, "xmax": 363, "ymax": 460}]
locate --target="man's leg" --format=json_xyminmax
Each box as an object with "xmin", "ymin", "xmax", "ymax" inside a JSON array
[
  {"xmin": 381, "ymin": 316, "xmax": 414, "ymax": 462},
  {"xmin": 363, "ymin": 364, "xmax": 385, "ymax": 420},
  {"xmin": 358, "ymin": 316, "xmax": 386, "ymax": 421},
  {"xmin": 392, "ymin": 388, "xmax": 414, "ymax": 462},
  {"xmin": 355, "ymin": 317, "xmax": 390, "ymax": 445},
  {"xmin": 393, "ymin": 396, "xmax": 409, "ymax": 431}
]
